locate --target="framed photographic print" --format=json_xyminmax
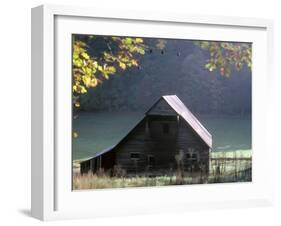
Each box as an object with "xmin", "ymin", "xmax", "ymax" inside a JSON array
[{"xmin": 31, "ymin": 4, "xmax": 274, "ymax": 221}]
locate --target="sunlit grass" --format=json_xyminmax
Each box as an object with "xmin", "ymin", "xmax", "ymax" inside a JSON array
[{"xmin": 211, "ymin": 149, "xmax": 252, "ymax": 158}]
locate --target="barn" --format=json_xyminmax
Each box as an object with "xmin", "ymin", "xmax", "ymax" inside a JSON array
[{"xmin": 80, "ymin": 95, "xmax": 212, "ymax": 175}]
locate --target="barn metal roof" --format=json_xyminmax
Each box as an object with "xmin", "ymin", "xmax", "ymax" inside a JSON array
[
  {"xmin": 81, "ymin": 117, "xmax": 146, "ymax": 161},
  {"xmin": 162, "ymin": 95, "xmax": 212, "ymax": 148},
  {"xmin": 81, "ymin": 145, "xmax": 115, "ymax": 162}
]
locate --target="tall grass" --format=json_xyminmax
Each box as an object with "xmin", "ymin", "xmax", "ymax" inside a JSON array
[{"xmin": 73, "ymin": 156, "xmax": 252, "ymax": 190}]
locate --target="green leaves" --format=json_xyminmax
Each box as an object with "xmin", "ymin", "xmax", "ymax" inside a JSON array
[
  {"xmin": 205, "ymin": 62, "xmax": 216, "ymax": 72},
  {"xmin": 103, "ymin": 38, "xmax": 142, "ymax": 70},
  {"xmin": 196, "ymin": 41, "xmax": 252, "ymax": 77},
  {"xmin": 199, "ymin": 41, "xmax": 210, "ymax": 49}
]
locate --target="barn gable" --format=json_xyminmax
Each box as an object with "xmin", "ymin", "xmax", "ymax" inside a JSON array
[
  {"xmin": 146, "ymin": 95, "xmax": 212, "ymax": 148},
  {"xmin": 146, "ymin": 98, "xmax": 178, "ymax": 116}
]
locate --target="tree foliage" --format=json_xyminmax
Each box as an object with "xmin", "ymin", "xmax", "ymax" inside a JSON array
[
  {"xmin": 72, "ymin": 36, "xmax": 147, "ymax": 137},
  {"xmin": 72, "ymin": 36, "xmax": 146, "ymax": 107},
  {"xmin": 195, "ymin": 41, "xmax": 252, "ymax": 77}
]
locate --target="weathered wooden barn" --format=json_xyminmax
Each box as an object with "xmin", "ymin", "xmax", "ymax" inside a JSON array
[{"xmin": 80, "ymin": 95, "xmax": 212, "ymax": 175}]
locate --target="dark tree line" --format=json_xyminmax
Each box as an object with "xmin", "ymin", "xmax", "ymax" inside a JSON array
[{"xmin": 78, "ymin": 39, "xmax": 251, "ymax": 117}]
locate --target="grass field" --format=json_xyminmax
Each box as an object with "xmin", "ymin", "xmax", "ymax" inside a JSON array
[{"xmin": 73, "ymin": 150, "xmax": 252, "ymax": 190}]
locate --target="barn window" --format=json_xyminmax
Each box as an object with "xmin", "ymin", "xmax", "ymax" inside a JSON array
[
  {"xmin": 186, "ymin": 152, "xmax": 198, "ymax": 162},
  {"xmin": 162, "ymin": 123, "xmax": 169, "ymax": 134},
  {"xmin": 186, "ymin": 152, "xmax": 199, "ymax": 172},
  {"xmin": 130, "ymin": 152, "xmax": 140, "ymax": 160},
  {"xmin": 191, "ymin": 154, "xmax": 198, "ymax": 164}
]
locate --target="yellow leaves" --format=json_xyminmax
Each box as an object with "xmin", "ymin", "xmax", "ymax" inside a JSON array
[
  {"xmin": 82, "ymin": 75, "xmax": 98, "ymax": 87},
  {"xmin": 131, "ymin": 59, "xmax": 138, "ymax": 66},
  {"xmin": 118, "ymin": 37, "xmax": 146, "ymax": 55},
  {"xmin": 80, "ymin": 86, "xmax": 87, "ymax": 94},
  {"xmin": 74, "ymin": 101, "xmax": 80, "ymax": 108},
  {"xmin": 72, "ymin": 36, "xmax": 146, "ymax": 96},
  {"xmin": 82, "ymin": 76, "xmax": 91, "ymax": 87},
  {"xmin": 96, "ymin": 64, "xmax": 116, "ymax": 80},
  {"xmin": 99, "ymin": 65, "xmax": 116, "ymax": 79},
  {"xmin": 73, "ymin": 131, "xmax": 79, "ymax": 138},
  {"xmin": 138, "ymin": 48, "xmax": 145, "ymax": 55},
  {"xmin": 98, "ymin": 65, "xmax": 103, "ymax": 71},
  {"xmin": 73, "ymin": 58, "xmax": 83, "ymax": 67},
  {"xmin": 93, "ymin": 61, "xmax": 98, "ymax": 69},
  {"xmin": 81, "ymin": 52, "xmax": 90, "ymax": 60},
  {"xmin": 73, "ymin": 85, "xmax": 79, "ymax": 93},
  {"xmin": 135, "ymin": 38, "xmax": 143, "ymax": 43},
  {"xmin": 115, "ymin": 54, "xmax": 140, "ymax": 69},
  {"xmin": 73, "ymin": 53, "xmax": 79, "ymax": 60},
  {"xmin": 116, "ymin": 52, "xmax": 140, "ymax": 69},
  {"xmin": 82, "ymin": 66, "xmax": 92, "ymax": 76},
  {"xmin": 90, "ymin": 78, "xmax": 98, "ymax": 87},
  {"xmin": 103, "ymin": 52, "xmax": 116, "ymax": 62},
  {"xmin": 103, "ymin": 73, "xmax": 109, "ymax": 80},
  {"xmin": 103, "ymin": 65, "xmax": 116, "ymax": 74},
  {"xmin": 123, "ymin": 37, "xmax": 133, "ymax": 45},
  {"xmin": 73, "ymin": 84, "xmax": 87, "ymax": 94},
  {"xmin": 119, "ymin": 62, "xmax": 126, "ymax": 70}
]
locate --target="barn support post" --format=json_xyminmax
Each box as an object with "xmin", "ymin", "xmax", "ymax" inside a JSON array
[
  {"xmin": 176, "ymin": 115, "xmax": 180, "ymax": 139},
  {"xmin": 145, "ymin": 118, "xmax": 149, "ymax": 135},
  {"xmin": 92, "ymin": 159, "xmax": 95, "ymax": 173},
  {"xmin": 90, "ymin": 159, "xmax": 93, "ymax": 174},
  {"xmin": 97, "ymin": 157, "xmax": 100, "ymax": 169}
]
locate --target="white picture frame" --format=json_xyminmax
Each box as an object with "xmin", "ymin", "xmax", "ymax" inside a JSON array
[{"xmin": 31, "ymin": 4, "xmax": 274, "ymax": 221}]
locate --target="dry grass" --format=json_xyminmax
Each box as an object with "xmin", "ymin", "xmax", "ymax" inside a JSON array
[
  {"xmin": 73, "ymin": 151, "xmax": 252, "ymax": 190},
  {"xmin": 73, "ymin": 174, "xmax": 179, "ymax": 190},
  {"xmin": 73, "ymin": 158, "xmax": 252, "ymax": 190}
]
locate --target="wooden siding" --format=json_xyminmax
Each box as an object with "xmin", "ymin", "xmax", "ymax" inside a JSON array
[
  {"xmin": 115, "ymin": 119, "xmax": 147, "ymax": 173},
  {"xmin": 111, "ymin": 115, "xmax": 208, "ymax": 174},
  {"xmin": 146, "ymin": 98, "xmax": 177, "ymax": 116},
  {"xmin": 176, "ymin": 118, "xmax": 209, "ymax": 172}
]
